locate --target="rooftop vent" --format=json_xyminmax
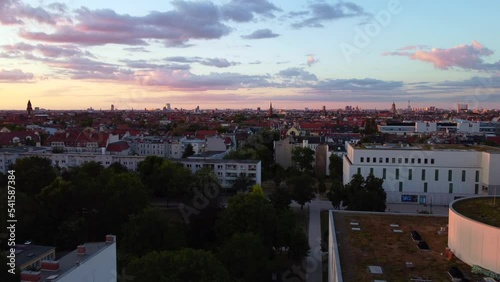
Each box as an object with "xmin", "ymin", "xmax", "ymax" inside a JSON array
[{"xmin": 77, "ymin": 245, "xmax": 86, "ymax": 255}]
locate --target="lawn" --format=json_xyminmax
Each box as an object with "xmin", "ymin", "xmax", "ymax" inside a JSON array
[
  {"xmin": 333, "ymin": 212, "xmax": 483, "ymax": 282},
  {"xmin": 453, "ymin": 197, "xmax": 500, "ymax": 227}
]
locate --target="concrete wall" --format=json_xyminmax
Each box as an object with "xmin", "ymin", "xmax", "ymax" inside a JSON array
[{"xmin": 448, "ymin": 197, "xmax": 500, "ymax": 274}]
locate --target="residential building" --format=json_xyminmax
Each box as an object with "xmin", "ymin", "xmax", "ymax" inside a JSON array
[{"xmin": 17, "ymin": 235, "xmax": 117, "ymax": 282}]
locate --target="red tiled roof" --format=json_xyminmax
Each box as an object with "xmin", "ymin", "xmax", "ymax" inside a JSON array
[{"xmin": 106, "ymin": 141, "xmax": 130, "ymax": 152}]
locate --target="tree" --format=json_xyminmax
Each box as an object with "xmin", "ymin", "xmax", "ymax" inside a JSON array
[
  {"xmin": 127, "ymin": 249, "xmax": 231, "ymax": 282},
  {"xmin": 182, "ymin": 144, "xmax": 195, "ymax": 158},
  {"xmin": 317, "ymin": 178, "xmax": 327, "ymax": 196},
  {"xmin": 218, "ymin": 193, "xmax": 278, "ymax": 249},
  {"xmin": 121, "ymin": 207, "xmax": 186, "ymax": 256},
  {"xmin": 232, "ymin": 174, "xmax": 254, "ymax": 193},
  {"xmin": 329, "ymin": 154, "xmax": 343, "ymax": 180},
  {"xmin": 217, "ymin": 233, "xmax": 270, "ymax": 282},
  {"xmin": 287, "ymin": 174, "xmax": 316, "ymax": 209},
  {"xmin": 291, "ymin": 147, "xmax": 315, "ymax": 172},
  {"xmin": 269, "ymin": 186, "xmax": 292, "ymax": 211},
  {"xmin": 343, "ymin": 173, "xmax": 386, "ymax": 211},
  {"xmin": 271, "ymin": 163, "xmax": 285, "ymax": 187},
  {"xmin": 9, "ymin": 156, "xmax": 57, "ymax": 195},
  {"xmin": 288, "ymin": 228, "xmax": 310, "ymax": 261},
  {"xmin": 327, "ymin": 179, "xmax": 344, "ymax": 209},
  {"xmin": 138, "ymin": 156, "xmax": 192, "ymax": 201}
]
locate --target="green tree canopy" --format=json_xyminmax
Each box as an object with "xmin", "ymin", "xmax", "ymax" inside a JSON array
[
  {"xmin": 217, "ymin": 233, "xmax": 270, "ymax": 282},
  {"xmin": 121, "ymin": 207, "xmax": 186, "ymax": 256},
  {"xmin": 328, "ymin": 154, "xmax": 343, "ymax": 180},
  {"xmin": 343, "ymin": 173, "xmax": 386, "ymax": 211},
  {"xmin": 287, "ymin": 174, "xmax": 316, "ymax": 209},
  {"xmin": 9, "ymin": 156, "xmax": 57, "ymax": 195},
  {"xmin": 291, "ymin": 147, "xmax": 315, "ymax": 172},
  {"xmin": 268, "ymin": 186, "xmax": 292, "ymax": 211},
  {"xmin": 127, "ymin": 249, "xmax": 231, "ymax": 282},
  {"xmin": 182, "ymin": 144, "xmax": 195, "ymax": 158}
]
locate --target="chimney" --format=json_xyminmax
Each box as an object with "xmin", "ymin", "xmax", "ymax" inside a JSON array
[
  {"xmin": 41, "ymin": 261, "xmax": 60, "ymax": 271},
  {"xmin": 77, "ymin": 245, "xmax": 86, "ymax": 255},
  {"xmin": 105, "ymin": 235, "xmax": 116, "ymax": 243},
  {"xmin": 20, "ymin": 270, "xmax": 41, "ymax": 282}
]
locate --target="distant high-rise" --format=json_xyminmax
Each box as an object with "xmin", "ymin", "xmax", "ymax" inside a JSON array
[
  {"xmin": 166, "ymin": 103, "xmax": 171, "ymax": 111},
  {"xmin": 27, "ymin": 100, "xmax": 33, "ymax": 115},
  {"xmin": 269, "ymin": 102, "xmax": 273, "ymax": 116},
  {"xmin": 322, "ymin": 105, "xmax": 326, "ymax": 114},
  {"xmin": 111, "ymin": 104, "xmax": 114, "ymax": 111}
]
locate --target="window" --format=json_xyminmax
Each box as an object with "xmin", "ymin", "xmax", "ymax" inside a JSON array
[
  {"xmin": 386, "ymin": 158, "xmax": 389, "ymax": 163},
  {"xmin": 357, "ymin": 167, "xmax": 361, "ymax": 174},
  {"xmin": 449, "ymin": 183, "xmax": 453, "ymax": 194},
  {"xmin": 431, "ymin": 159, "xmax": 435, "ymax": 164},
  {"xmin": 475, "ymin": 170, "xmax": 479, "ymax": 182},
  {"xmin": 399, "ymin": 182, "xmax": 403, "ymax": 192},
  {"xmin": 461, "ymin": 170, "xmax": 466, "ymax": 182},
  {"xmin": 392, "ymin": 158, "xmax": 396, "ymax": 163},
  {"xmin": 424, "ymin": 182, "xmax": 428, "ymax": 193},
  {"xmin": 383, "ymin": 168, "xmax": 386, "ymax": 179},
  {"xmin": 435, "ymin": 169, "xmax": 439, "ymax": 181},
  {"xmin": 367, "ymin": 158, "xmax": 370, "ymax": 163},
  {"xmin": 474, "ymin": 184, "xmax": 479, "ymax": 194},
  {"xmin": 398, "ymin": 158, "xmax": 402, "ymax": 163},
  {"xmin": 373, "ymin": 157, "xmax": 376, "ymax": 163},
  {"xmin": 396, "ymin": 168, "xmax": 399, "ymax": 180},
  {"xmin": 411, "ymin": 158, "xmax": 415, "ymax": 164},
  {"xmin": 421, "ymin": 169, "xmax": 426, "ymax": 181},
  {"xmin": 379, "ymin": 158, "xmax": 383, "ymax": 163},
  {"xmin": 405, "ymin": 158, "xmax": 408, "ymax": 163},
  {"xmin": 448, "ymin": 170, "xmax": 452, "ymax": 181},
  {"xmin": 418, "ymin": 158, "xmax": 421, "ymax": 164},
  {"xmin": 370, "ymin": 168, "xmax": 374, "ymax": 175},
  {"xmin": 409, "ymin": 169, "xmax": 413, "ymax": 180},
  {"xmin": 424, "ymin": 159, "xmax": 428, "ymax": 164}
]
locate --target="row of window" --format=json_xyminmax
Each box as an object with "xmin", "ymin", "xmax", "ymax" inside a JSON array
[
  {"xmin": 360, "ymin": 157, "xmax": 435, "ymax": 165},
  {"xmin": 358, "ymin": 168, "xmax": 480, "ymax": 182},
  {"xmin": 396, "ymin": 182, "xmax": 480, "ymax": 194}
]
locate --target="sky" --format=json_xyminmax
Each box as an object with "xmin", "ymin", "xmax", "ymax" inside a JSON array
[{"xmin": 1, "ymin": 0, "xmax": 500, "ymax": 111}]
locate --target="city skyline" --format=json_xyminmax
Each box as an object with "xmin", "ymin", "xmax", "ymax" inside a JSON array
[{"xmin": 1, "ymin": 0, "xmax": 500, "ymax": 110}]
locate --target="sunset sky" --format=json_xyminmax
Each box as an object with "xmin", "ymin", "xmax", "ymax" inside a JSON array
[{"xmin": 1, "ymin": 0, "xmax": 500, "ymax": 110}]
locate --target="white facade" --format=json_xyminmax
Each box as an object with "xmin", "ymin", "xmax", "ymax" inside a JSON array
[
  {"xmin": 343, "ymin": 143, "xmax": 500, "ymax": 205},
  {"xmin": 0, "ymin": 151, "xmax": 261, "ymax": 189},
  {"xmin": 448, "ymin": 197, "xmax": 500, "ymax": 274},
  {"xmin": 181, "ymin": 159, "xmax": 261, "ymax": 188}
]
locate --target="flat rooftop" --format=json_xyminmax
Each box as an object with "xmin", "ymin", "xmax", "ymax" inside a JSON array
[
  {"xmin": 41, "ymin": 242, "xmax": 112, "ymax": 281},
  {"xmin": 356, "ymin": 143, "xmax": 500, "ymax": 153},
  {"xmin": 332, "ymin": 212, "xmax": 484, "ymax": 281},
  {"xmin": 452, "ymin": 197, "xmax": 500, "ymax": 228},
  {"xmin": 13, "ymin": 244, "xmax": 55, "ymax": 267}
]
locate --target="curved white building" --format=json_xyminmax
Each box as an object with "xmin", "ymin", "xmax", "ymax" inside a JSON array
[{"xmin": 448, "ymin": 196, "xmax": 500, "ymax": 274}]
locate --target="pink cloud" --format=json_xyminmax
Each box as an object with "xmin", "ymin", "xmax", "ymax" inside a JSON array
[
  {"xmin": 0, "ymin": 0, "xmax": 66, "ymax": 25},
  {"xmin": 0, "ymin": 69, "xmax": 34, "ymax": 82},
  {"xmin": 307, "ymin": 54, "xmax": 318, "ymax": 67},
  {"xmin": 19, "ymin": 1, "xmax": 231, "ymax": 47},
  {"xmin": 383, "ymin": 41, "xmax": 499, "ymax": 71}
]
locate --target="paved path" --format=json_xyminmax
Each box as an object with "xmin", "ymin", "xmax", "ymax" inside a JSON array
[{"xmin": 304, "ymin": 199, "xmax": 333, "ymax": 282}]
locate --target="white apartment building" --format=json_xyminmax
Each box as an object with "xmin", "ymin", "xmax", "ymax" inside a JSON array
[
  {"xmin": 378, "ymin": 121, "xmax": 492, "ymax": 135},
  {"xmin": 0, "ymin": 151, "xmax": 261, "ymax": 189},
  {"xmin": 343, "ymin": 143, "xmax": 500, "ymax": 205},
  {"xmin": 181, "ymin": 159, "xmax": 261, "ymax": 188}
]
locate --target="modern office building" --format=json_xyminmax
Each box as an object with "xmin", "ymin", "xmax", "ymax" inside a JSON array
[{"xmin": 343, "ymin": 143, "xmax": 500, "ymax": 205}]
